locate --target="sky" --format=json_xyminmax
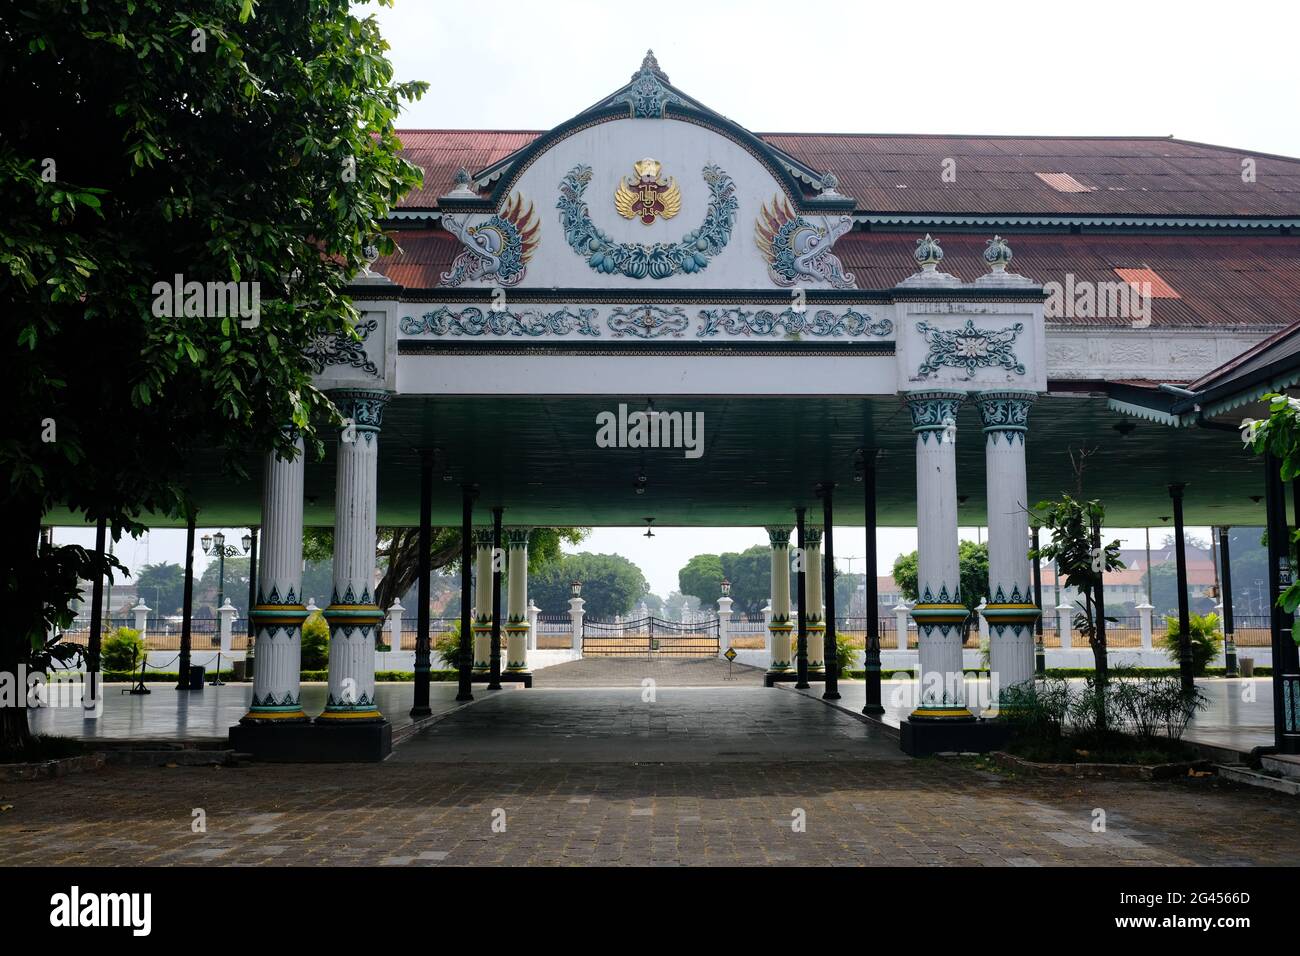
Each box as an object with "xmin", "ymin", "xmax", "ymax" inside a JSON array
[
  {"xmin": 361, "ymin": 0, "xmax": 1300, "ymax": 158},
  {"xmin": 43, "ymin": 0, "xmax": 1281, "ymax": 601}
]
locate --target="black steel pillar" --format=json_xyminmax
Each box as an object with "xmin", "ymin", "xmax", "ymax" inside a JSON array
[
  {"xmin": 1265, "ymin": 453, "xmax": 1300, "ymax": 753},
  {"xmin": 795, "ymin": 507, "xmax": 809, "ymax": 689},
  {"xmin": 1219, "ymin": 526, "xmax": 1237, "ymax": 677},
  {"xmin": 244, "ymin": 526, "xmax": 258, "ymax": 679},
  {"xmin": 411, "ymin": 450, "xmax": 434, "ymax": 717},
  {"xmin": 820, "ymin": 484, "xmax": 839, "ymax": 700},
  {"xmin": 1169, "ymin": 483, "xmax": 1194, "ymax": 692},
  {"xmin": 87, "ymin": 518, "xmax": 107, "ymax": 699},
  {"xmin": 488, "ymin": 506, "xmax": 504, "ymax": 690},
  {"xmin": 1031, "ymin": 524, "xmax": 1045, "ymax": 677},
  {"xmin": 456, "ymin": 486, "xmax": 475, "ymax": 702},
  {"xmin": 176, "ymin": 510, "xmax": 196, "ymax": 690},
  {"xmin": 1090, "ymin": 516, "xmax": 1109, "ymax": 683},
  {"xmin": 862, "ymin": 452, "xmax": 883, "ymax": 714}
]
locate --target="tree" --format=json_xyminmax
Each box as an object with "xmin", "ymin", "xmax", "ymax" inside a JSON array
[
  {"xmin": 532, "ymin": 553, "xmax": 649, "ymax": 619},
  {"xmin": 302, "ymin": 526, "xmax": 586, "ymax": 611},
  {"xmin": 1029, "ymin": 495, "xmax": 1124, "ymax": 731},
  {"xmin": 198, "ymin": 556, "xmax": 251, "ymax": 616},
  {"xmin": 1, "ymin": 1, "xmax": 425, "ymax": 756},
  {"xmin": 891, "ymin": 541, "xmax": 990, "ymax": 639},
  {"xmin": 134, "ymin": 561, "xmax": 187, "ymax": 616},
  {"xmin": 678, "ymin": 554, "xmax": 724, "ymax": 607},
  {"xmin": 719, "ymin": 545, "xmax": 771, "ymax": 617}
]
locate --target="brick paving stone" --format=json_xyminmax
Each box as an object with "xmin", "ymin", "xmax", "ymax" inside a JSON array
[{"xmin": 5, "ymin": 685, "xmax": 1300, "ymax": 866}]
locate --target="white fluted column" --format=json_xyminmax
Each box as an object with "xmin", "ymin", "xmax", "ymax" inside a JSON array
[
  {"xmin": 906, "ymin": 390, "xmax": 972, "ymax": 718},
  {"xmin": 319, "ymin": 390, "xmax": 390, "ymax": 722},
  {"xmin": 472, "ymin": 528, "xmax": 494, "ymax": 672},
  {"xmin": 243, "ymin": 433, "xmax": 309, "ymax": 723},
  {"xmin": 976, "ymin": 391, "xmax": 1040, "ymax": 702},
  {"xmin": 766, "ymin": 526, "xmax": 793, "ymax": 672},
  {"xmin": 804, "ymin": 526, "xmax": 826, "ymax": 674},
  {"xmin": 505, "ymin": 528, "xmax": 531, "ymax": 672}
]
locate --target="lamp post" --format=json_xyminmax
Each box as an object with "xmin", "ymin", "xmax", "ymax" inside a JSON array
[
  {"xmin": 572, "ymin": 580, "xmax": 582, "ymax": 598},
  {"xmin": 200, "ymin": 530, "xmax": 248, "ymax": 686}
]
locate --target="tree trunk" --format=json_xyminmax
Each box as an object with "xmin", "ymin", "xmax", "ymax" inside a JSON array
[{"xmin": 1, "ymin": 500, "xmax": 43, "ymax": 758}]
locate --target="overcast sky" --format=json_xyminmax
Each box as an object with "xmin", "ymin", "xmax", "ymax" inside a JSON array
[
  {"xmin": 48, "ymin": 1, "xmax": 1273, "ymax": 600},
  {"xmin": 365, "ymin": 0, "xmax": 1300, "ymax": 158}
]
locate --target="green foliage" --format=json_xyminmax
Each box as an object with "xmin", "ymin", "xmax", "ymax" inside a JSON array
[
  {"xmin": 102, "ymin": 627, "xmax": 144, "ymax": 672},
  {"xmin": 1240, "ymin": 394, "xmax": 1300, "ymax": 614},
  {"xmin": 198, "ymin": 555, "xmax": 251, "ymax": 613},
  {"xmin": 833, "ymin": 631, "xmax": 855, "ymax": 677},
  {"xmin": 892, "ymin": 542, "xmax": 989, "ymax": 641},
  {"xmin": 300, "ymin": 612, "xmax": 330, "ymax": 670},
  {"xmin": 678, "ymin": 553, "xmax": 725, "ymax": 607},
  {"xmin": 1000, "ymin": 671, "xmax": 1207, "ymax": 763},
  {"xmin": 433, "ymin": 620, "xmax": 464, "ymax": 669},
  {"xmin": 1158, "ymin": 612, "xmax": 1222, "ymax": 676},
  {"xmin": 720, "ymin": 545, "xmax": 772, "ymax": 617},
  {"xmin": 1, "ymin": 0, "xmax": 426, "ymax": 749},
  {"xmin": 135, "ymin": 562, "xmax": 188, "ymax": 616},
  {"xmin": 1028, "ymin": 495, "xmax": 1124, "ymax": 705},
  {"xmin": 531, "ymin": 553, "xmax": 650, "ymax": 618}
]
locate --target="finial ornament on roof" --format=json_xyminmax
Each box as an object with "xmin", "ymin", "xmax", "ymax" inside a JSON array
[
  {"xmin": 637, "ymin": 49, "xmax": 668, "ymax": 82},
  {"xmin": 983, "ymin": 235, "xmax": 1013, "ymax": 272},
  {"xmin": 913, "ymin": 233, "xmax": 944, "ymax": 272},
  {"xmin": 443, "ymin": 165, "xmax": 478, "ymax": 199},
  {"xmin": 617, "ymin": 49, "xmax": 682, "ymax": 118}
]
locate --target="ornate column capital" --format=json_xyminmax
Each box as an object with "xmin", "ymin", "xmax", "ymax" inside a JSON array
[
  {"xmin": 503, "ymin": 527, "xmax": 532, "ymax": 548},
  {"xmin": 765, "ymin": 526, "xmax": 792, "ymax": 547},
  {"xmin": 974, "ymin": 389, "xmax": 1036, "ymax": 445},
  {"xmin": 329, "ymin": 388, "xmax": 391, "ymax": 433},
  {"xmin": 904, "ymin": 389, "xmax": 965, "ymax": 442},
  {"xmin": 471, "ymin": 527, "xmax": 495, "ymax": 547},
  {"xmin": 805, "ymin": 527, "xmax": 824, "ymax": 547}
]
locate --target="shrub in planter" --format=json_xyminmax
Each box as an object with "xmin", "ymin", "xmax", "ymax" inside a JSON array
[
  {"xmin": 101, "ymin": 627, "xmax": 144, "ymax": 672},
  {"xmin": 1157, "ymin": 612, "xmax": 1222, "ymax": 676},
  {"xmin": 433, "ymin": 620, "xmax": 464, "ymax": 669},
  {"xmin": 833, "ymin": 632, "xmax": 855, "ymax": 677},
  {"xmin": 1001, "ymin": 678, "xmax": 1071, "ymax": 744},
  {"xmin": 300, "ymin": 612, "xmax": 330, "ymax": 670}
]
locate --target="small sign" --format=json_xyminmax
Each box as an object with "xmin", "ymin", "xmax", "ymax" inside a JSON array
[{"xmin": 724, "ymin": 647, "xmax": 737, "ymax": 662}]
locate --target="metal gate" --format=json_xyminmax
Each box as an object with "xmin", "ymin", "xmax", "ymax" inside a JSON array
[{"xmin": 582, "ymin": 615, "xmax": 720, "ymax": 657}]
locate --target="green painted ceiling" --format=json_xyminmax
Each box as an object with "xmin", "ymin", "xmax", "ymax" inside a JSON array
[{"xmin": 52, "ymin": 392, "xmax": 1269, "ymax": 531}]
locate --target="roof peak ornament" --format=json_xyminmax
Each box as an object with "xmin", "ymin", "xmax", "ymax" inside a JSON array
[
  {"xmin": 442, "ymin": 165, "xmax": 479, "ymax": 199},
  {"xmin": 636, "ymin": 49, "xmax": 669, "ymax": 83},
  {"xmin": 616, "ymin": 49, "xmax": 683, "ymax": 118},
  {"xmin": 974, "ymin": 234, "xmax": 1037, "ymax": 288},
  {"xmin": 896, "ymin": 234, "xmax": 962, "ymax": 288}
]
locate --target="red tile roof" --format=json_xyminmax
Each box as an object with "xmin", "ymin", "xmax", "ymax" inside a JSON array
[
  {"xmin": 395, "ymin": 130, "xmax": 1300, "ymax": 218},
  {"xmin": 374, "ymin": 230, "xmax": 1300, "ymax": 330}
]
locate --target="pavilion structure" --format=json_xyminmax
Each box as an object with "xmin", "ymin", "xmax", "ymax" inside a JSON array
[{"xmin": 63, "ymin": 53, "xmax": 1300, "ymax": 760}]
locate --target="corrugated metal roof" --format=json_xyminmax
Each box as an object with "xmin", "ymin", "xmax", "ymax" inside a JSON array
[
  {"xmin": 371, "ymin": 230, "xmax": 1300, "ymax": 331},
  {"xmin": 394, "ymin": 130, "xmax": 1300, "ymax": 218}
]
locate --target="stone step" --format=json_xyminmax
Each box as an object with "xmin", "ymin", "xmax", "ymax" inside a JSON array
[
  {"xmin": 1215, "ymin": 763, "xmax": 1300, "ymax": 796},
  {"xmin": 1261, "ymin": 754, "xmax": 1300, "ymax": 781}
]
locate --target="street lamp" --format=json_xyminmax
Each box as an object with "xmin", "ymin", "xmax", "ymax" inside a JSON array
[
  {"xmin": 720, "ymin": 578, "xmax": 731, "ymax": 596},
  {"xmin": 201, "ymin": 529, "xmax": 248, "ymax": 686},
  {"xmin": 571, "ymin": 580, "xmax": 583, "ymax": 598}
]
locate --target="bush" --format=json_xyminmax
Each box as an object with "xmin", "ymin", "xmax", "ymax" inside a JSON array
[
  {"xmin": 1158, "ymin": 612, "xmax": 1222, "ymax": 676},
  {"xmin": 433, "ymin": 620, "xmax": 464, "ymax": 668},
  {"xmin": 1001, "ymin": 678, "xmax": 1071, "ymax": 744},
  {"xmin": 101, "ymin": 627, "xmax": 144, "ymax": 672},
  {"xmin": 833, "ymin": 631, "xmax": 855, "ymax": 677},
  {"xmin": 300, "ymin": 612, "xmax": 330, "ymax": 670}
]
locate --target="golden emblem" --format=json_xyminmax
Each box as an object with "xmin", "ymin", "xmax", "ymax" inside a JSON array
[{"xmin": 614, "ymin": 157, "xmax": 681, "ymax": 225}]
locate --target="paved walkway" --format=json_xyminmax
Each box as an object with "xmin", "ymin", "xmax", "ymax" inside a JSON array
[
  {"xmin": 5, "ymin": 684, "xmax": 1299, "ymax": 866},
  {"xmin": 532, "ymin": 656, "xmax": 765, "ymax": 687},
  {"xmin": 393, "ymin": 687, "xmax": 901, "ymax": 763}
]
